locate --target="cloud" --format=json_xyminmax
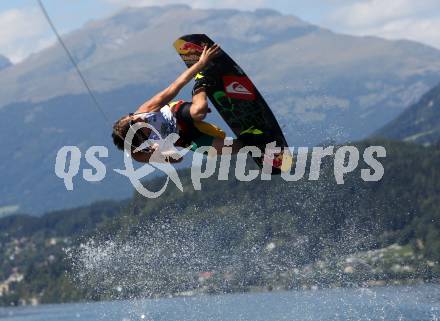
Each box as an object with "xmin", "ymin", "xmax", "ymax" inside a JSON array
[
  {"xmin": 100, "ymin": 0, "xmax": 269, "ymax": 11},
  {"xmin": 364, "ymin": 17, "xmax": 440, "ymax": 49},
  {"xmin": 0, "ymin": 6, "xmax": 54, "ymax": 63},
  {"xmin": 324, "ymin": 0, "xmax": 440, "ymax": 49}
]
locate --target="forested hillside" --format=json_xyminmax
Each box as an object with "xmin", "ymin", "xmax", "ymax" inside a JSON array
[{"xmin": 1, "ymin": 139, "xmax": 439, "ymax": 306}]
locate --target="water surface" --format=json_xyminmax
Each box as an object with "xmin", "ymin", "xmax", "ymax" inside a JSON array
[{"xmin": 1, "ymin": 284, "xmax": 439, "ymax": 321}]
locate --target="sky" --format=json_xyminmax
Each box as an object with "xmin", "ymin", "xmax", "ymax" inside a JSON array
[{"xmin": 2, "ymin": 0, "xmax": 440, "ymax": 63}]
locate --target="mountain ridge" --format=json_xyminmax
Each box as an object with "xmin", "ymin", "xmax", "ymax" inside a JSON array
[
  {"xmin": 375, "ymin": 82, "xmax": 440, "ymax": 145},
  {"xmin": 1, "ymin": 5, "xmax": 440, "ymax": 109}
]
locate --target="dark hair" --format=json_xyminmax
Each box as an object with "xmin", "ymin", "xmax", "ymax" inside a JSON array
[
  {"xmin": 112, "ymin": 115, "xmax": 132, "ymax": 150},
  {"xmin": 112, "ymin": 114, "xmax": 149, "ymax": 151},
  {"xmin": 112, "ymin": 116, "xmax": 129, "ymax": 150}
]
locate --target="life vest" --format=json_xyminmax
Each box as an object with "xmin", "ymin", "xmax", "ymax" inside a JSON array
[{"xmin": 139, "ymin": 105, "xmax": 178, "ymax": 140}]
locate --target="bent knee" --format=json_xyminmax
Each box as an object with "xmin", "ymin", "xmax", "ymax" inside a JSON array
[
  {"xmin": 192, "ymin": 113, "xmax": 206, "ymax": 122},
  {"xmin": 190, "ymin": 102, "xmax": 208, "ymax": 121}
]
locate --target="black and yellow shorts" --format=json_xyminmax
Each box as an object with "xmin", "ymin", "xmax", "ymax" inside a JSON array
[{"xmin": 173, "ymin": 101, "xmax": 225, "ymax": 151}]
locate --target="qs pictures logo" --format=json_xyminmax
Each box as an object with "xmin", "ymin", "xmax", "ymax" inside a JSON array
[{"xmin": 55, "ymin": 126, "xmax": 387, "ymax": 198}]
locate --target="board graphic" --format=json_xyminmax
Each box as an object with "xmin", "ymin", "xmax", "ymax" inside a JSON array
[{"xmin": 173, "ymin": 34, "xmax": 292, "ymax": 174}]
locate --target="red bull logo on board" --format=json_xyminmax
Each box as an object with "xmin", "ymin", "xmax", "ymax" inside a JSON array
[{"xmin": 174, "ymin": 39, "xmax": 204, "ymax": 55}]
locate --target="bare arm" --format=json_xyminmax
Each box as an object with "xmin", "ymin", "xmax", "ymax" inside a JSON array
[{"xmin": 136, "ymin": 44, "xmax": 220, "ymax": 113}]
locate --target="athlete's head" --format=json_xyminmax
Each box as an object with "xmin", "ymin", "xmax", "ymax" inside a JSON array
[{"xmin": 111, "ymin": 114, "xmax": 150, "ymax": 150}]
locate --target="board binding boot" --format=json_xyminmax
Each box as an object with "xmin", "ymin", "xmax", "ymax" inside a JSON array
[{"xmin": 192, "ymin": 72, "xmax": 216, "ymax": 95}]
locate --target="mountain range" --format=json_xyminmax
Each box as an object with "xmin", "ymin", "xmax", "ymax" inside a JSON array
[
  {"xmin": 2, "ymin": 4, "xmax": 440, "ymax": 214},
  {"xmin": 376, "ymin": 82, "xmax": 440, "ymax": 145}
]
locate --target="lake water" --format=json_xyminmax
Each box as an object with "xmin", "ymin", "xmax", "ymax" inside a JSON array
[{"xmin": 1, "ymin": 284, "xmax": 440, "ymax": 321}]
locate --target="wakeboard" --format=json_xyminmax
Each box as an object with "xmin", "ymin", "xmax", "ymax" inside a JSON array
[{"xmin": 173, "ymin": 34, "xmax": 292, "ymax": 174}]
